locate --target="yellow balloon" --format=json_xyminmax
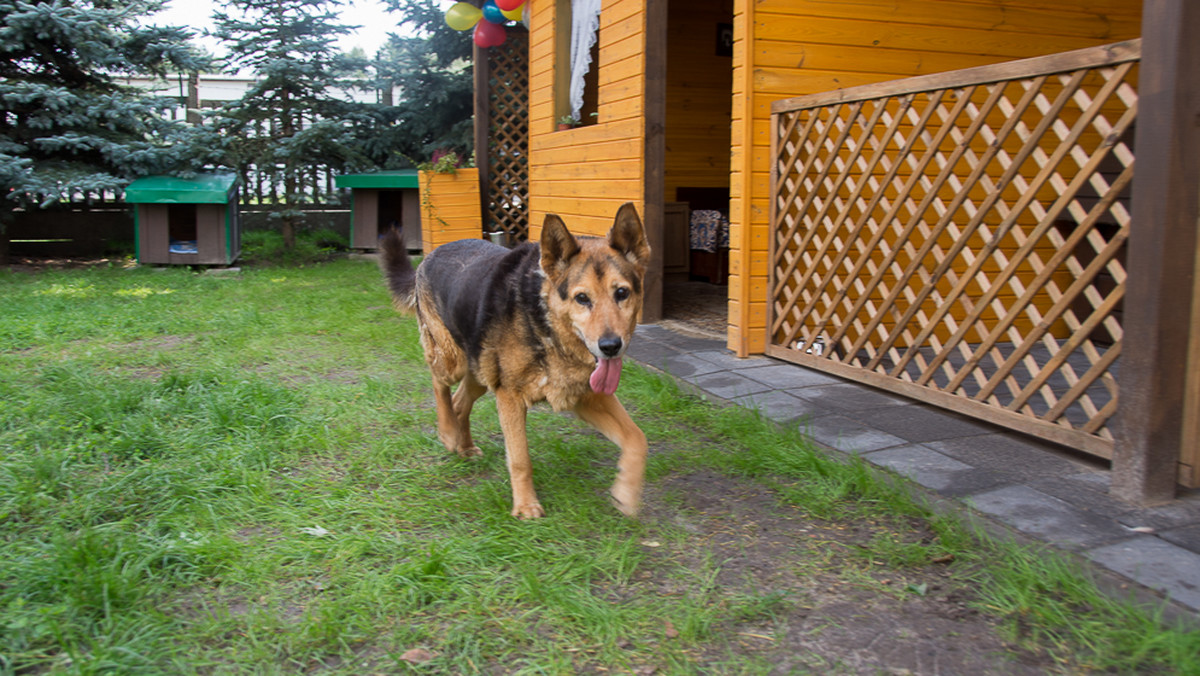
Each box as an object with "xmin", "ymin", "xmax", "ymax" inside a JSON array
[
  {"xmin": 445, "ymin": 2, "xmax": 482, "ymax": 31},
  {"xmin": 500, "ymin": 5, "xmax": 523, "ymax": 21}
]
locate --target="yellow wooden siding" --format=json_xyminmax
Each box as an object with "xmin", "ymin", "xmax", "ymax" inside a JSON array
[
  {"xmin": 418, "ymin": 169, "xmax": 481, "ymax": 252},
  {"xmin": 727, "ymin": 0, "xmax": 1142, "ymax": 356},
  {"xmin": 527, "ymin": 0, "xmax": 648, "ymax": 240}
]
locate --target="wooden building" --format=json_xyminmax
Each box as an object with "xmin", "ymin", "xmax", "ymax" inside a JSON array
[
  {"xmin": 126, "ymin": 173, "xmax": 241, "ymax": 266},
  {"xmin": 517, "ymin": 0, "xmax": 1141, "ymax": 346},
  {"xmin": 478, "ymin": 0, "xmax": 1200, "ymax": 498}
]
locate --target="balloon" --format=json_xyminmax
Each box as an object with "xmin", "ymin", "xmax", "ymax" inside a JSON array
[
  {"xmin": 473, "ymin": 19, "xmax": 506, "ymax": 47},
  {"xmin": 495, "ymin": 0, "xmax": 524, "ymax": 10},
  {"xmin": 481, "ymin": 0, "xmax": 505, "ymax": 24},
  {"xmin": 444, "ymin": 2, "xmax": 482, "ymax": 31},
  {"xmin": 500, "ymin": 5, "xmax": 523, "ymax": 21}
]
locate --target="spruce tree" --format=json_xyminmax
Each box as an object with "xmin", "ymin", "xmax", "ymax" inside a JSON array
[
  {"xmin": 369, "ymin": 0, "xmax": 475, "ymax": 166},
  {"xmin": 0, "ymin": 0, "xmax": 212, "ymax": 262},
  {"xmin": 210, "ymin": 0, "xmax": 369, "ymax": 249}
]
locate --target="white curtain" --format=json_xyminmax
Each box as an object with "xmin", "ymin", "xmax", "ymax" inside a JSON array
[{"xmin": 569, "ymin": 0, "xmax": 602, "ymax": 122}]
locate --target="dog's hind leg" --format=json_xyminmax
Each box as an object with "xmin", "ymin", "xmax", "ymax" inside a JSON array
[
  {"xmin": 450, "ymin": 373, "xmax": 487, "ymax": 458},
  {"xmin": 432, "ymin": 377, "xmax": 462, "ymax": 455},
  {"xmin": 430, "ymin": 375, "xmax": 484, "ymax": 459},
  {"xmin": 419, "ymin": 310, "xmax": 482, "ymax": 459},
  {"xmin": 495, "ymin": 388, "xmax": 545, "ymax": 519},
  {"xmin": 574, "ymin": 392, "xmax": 648, "ymax": 517}
]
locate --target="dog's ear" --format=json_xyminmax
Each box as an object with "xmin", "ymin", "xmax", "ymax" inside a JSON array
[
  {"xmin": 540, "ymin": 213, "xmax": 580, "ymax": 278},
  {"xmin": 608, "ymin": 202, "xmax": 650, "ymax": 270}
]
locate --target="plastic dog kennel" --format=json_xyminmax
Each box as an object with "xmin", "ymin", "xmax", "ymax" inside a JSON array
[
  {"xmin": 335, "ymin": 170, "xmax": 422, "ymax": 251},
  {"xmin": 126, "ymin": 173, "xmax": 241, "ymax": 266}
]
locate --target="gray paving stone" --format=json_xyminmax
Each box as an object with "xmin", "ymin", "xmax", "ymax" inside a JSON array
[
  {"xmin": 660, "ymin": 353, "xmax": 728, "ymax": 378},
  {"xmin": 687, "ymin": 370, "xmax": 774, "ymax": 400},
  {"xmin": 739, "ymin": 363, "xmax": 844, "ymax": 389},
  {"xmin": 800, "ymin": 414, "xmax": 908, "ymax": 455},
  {"xmin": 789, "ymin": 383, "xmax": 913, "ymax": 414},
  {"xmin": 1029, "ymin": 473, "xmax": 1130, "ymax": 520},
  {"xmin": 634, "ymin": 324, "xmax": 682, "ymax": 341},
  {"xmin": 855, "ymin": 405, "xmax": 994, "ymax": 444},
  {"xmin": 864, "ymin": 445, "xmax": 1008, "ymax": 497},
  {"xmin": 732, "ymin": 389, "xmax": 829, "ymax": 424},
  {"xmin": 1118, "ymin": 500, "xmax": 1200, "ymax": 532},
  {"xmin": 927, "ymin": 434, "xmax": 1094, "ymax": 482},
  {"xmin": 635, "ymin": 325, "xmax": 722, "ymax": 352},
  {"xmin": 1063, "ymin": 471, "xmax": 1110, "ymax": 491},
  {"xmin": 626, "ymin": 339, "xmax": 682, "ymax": 368},
  {"xmin": 690, "ymin": 349, "xmax": 773, "ymax": 371},
  {"xmin": 1088, "ymin": 536, "xmax": 1200, "ymax": 611},
  {"xmin": 1158, "ymin": 524, "xmax": 1200, "ymax": 555},
  {"xmin": 968, "ymin": 485, "xmax": 1132, "ymax": 550}
]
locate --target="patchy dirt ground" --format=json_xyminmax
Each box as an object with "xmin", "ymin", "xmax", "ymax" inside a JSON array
[{"xmin": 631, "ymin": 470, "xmax": 1055, "ymax": 675}]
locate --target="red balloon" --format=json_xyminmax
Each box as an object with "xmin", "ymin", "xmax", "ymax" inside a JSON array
[
  {"xmin": 495, "ymin": 0, "xmax": 524, "ymax": 10},
  {"xmin": 473, "ymin": 19, "xmax": 506, "ymax": 47}
]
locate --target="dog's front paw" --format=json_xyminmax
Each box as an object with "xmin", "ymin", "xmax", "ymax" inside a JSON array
[
  {"xmin": 609, "ymin": 484, "xmax": 642, "ymax": 517},
  {"xmin": 511, "ymin": 501, "xmax": 546, "ymax": 519},
  {"xmin": 456, "ymin": 445, "xmax": 483, "ymax": 459}
]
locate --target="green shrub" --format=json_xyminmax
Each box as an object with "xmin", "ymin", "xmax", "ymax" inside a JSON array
[{"xmin": 239, "ymin": 228, "xmax": 349, "ymax": 266}]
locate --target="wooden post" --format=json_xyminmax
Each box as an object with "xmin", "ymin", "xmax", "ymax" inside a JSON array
[
  {"xmin": 186, "ymin": 73, "xmax": 201, "ymax": 125},
  {"xmin": 1112, "ymin": 0, "xmax": 1200, "ymax": 504},
  {"xmin": 641, "ymin": 0, "xmax": 667, "ymax": 323},
  {"xmin": 474, "ymin": 41, "xmax": 491, "ymax": 237}
]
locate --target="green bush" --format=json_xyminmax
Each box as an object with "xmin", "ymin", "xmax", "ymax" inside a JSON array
[{"xmin": 239, "ymin": 228, "xmax": 349, "ymax": 266}]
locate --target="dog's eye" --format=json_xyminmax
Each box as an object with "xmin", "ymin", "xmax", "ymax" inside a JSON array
[
  {"xmin": 614, "ymin": 287, "xmax": 630, "ymax": 302},
  {"xmin": 574, "ymin": 292, "xmax": 591, "ymax": 306}
]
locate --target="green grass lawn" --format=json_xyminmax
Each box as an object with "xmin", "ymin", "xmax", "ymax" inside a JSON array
[{"xmin": 1, "ymin": 258, "xmax": 1196, "ymax": 674}]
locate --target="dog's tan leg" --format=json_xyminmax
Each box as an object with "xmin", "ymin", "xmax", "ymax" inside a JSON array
[
  {"xmin": 450, "ymin": 373, "xmax": 487, "ymax": 458},
  {"xmin": 431, "ymin": 377, "xmax": 462, "ymax": 455},
  {"xmin": 574, "ymin": 392, "xmax": 647, "ymax": 517},
  {"xmin": 495, "ymin": 388, "xmax": 545, "ymax": 519}
]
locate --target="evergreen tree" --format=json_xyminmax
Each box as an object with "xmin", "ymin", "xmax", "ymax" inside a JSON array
[
  {"xmin": 0, "ymin": 0, "xmax": 213, "ymax": 262},
  {"xmin": 210, "ymin": 0, "xmax": 370, "ymax": 249},
  {"xmin": 367, "ymin": 0, "xmax": 475, "ymax": 167}
]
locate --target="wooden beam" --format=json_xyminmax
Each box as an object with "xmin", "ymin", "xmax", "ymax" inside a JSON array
[
  {"xmin": 473, "ymin": 42, "xmax": 491, "ymax": 233},
  {"xmin": 641, "ymin": 0, "xmax": 666, "ymax": 323},
  {"xmin": 1112, "ymin": 0, "xmax": 1199, "ymax": 504},
  {"xmin": 771, "ymin": 40, "xmax": 1141, "ymax": 114},
  {"xmin": 730, "ymin": 0, "xmax": 757, "ymax": 357}
]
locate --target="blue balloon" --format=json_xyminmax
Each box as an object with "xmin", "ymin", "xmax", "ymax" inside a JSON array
[{"xmin": 482, "ymin": 0, "xmax": 505, "ymax": 24}]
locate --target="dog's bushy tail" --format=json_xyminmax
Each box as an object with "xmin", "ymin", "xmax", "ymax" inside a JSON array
[{"xmin": 379, "ymin": 228, "xmax": 417, "ymax": 313}]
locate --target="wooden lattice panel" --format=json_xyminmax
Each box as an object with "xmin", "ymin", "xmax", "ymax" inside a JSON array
[
  {"xmin": 767, "ymin": 41, "xmax": 1140, "ymax": 458},
  {"xmin": 486, "ymin": 31, "xmax": 530, "ymax": 243}
]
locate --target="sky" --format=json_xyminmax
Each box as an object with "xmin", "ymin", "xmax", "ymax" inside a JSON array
[{"xmin": 150, "ymin": 0, "xmax": 451, "ymax": 58}]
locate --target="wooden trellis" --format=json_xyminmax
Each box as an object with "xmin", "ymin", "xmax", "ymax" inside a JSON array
[
  {"xmin": 476, "ymin": 29, "xmax": 530, "ymax": 244},
  {"xmin": 767, "ymin": 40, "xmax": 1140, "ymax": 458}
]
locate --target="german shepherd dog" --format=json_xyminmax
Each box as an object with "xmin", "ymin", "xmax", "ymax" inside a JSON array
[{"xmin": 380, "ymin": 203, "xmax": 651, "ymax": 519}]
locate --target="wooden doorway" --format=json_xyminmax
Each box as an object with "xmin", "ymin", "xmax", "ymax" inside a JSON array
[{"xmin": 657, "ymin": 0, "xmax": 734, "ymax": 336}]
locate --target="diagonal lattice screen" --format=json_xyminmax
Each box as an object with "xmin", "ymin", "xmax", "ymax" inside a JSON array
[
  {"xmin": 767, "ymin": 41, "xmax": 1140, "ymax": 458},
  {"xmin": 486, "ymin": 30, "xmax": 530, "ymax": 244}
]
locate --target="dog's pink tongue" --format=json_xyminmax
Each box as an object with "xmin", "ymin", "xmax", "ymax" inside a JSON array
[{"xmin": 589, "ymin": 357, "xmax": 623, "ymax": 395}]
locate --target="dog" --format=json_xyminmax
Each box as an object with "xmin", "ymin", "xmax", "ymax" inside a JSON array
[{"xmin": 380, "ymin": 203, "xmax": 651, "ymax": 519}]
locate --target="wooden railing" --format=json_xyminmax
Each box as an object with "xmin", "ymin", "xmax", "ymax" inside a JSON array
[{"xmin": 767, "ymin": 40, "xmax": 1140, "ymax": 459}]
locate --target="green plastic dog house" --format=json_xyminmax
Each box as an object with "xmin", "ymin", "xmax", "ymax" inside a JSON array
[{"xmin": 126, "ymin": 173, "xmax": 241, "ymax": 265}]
